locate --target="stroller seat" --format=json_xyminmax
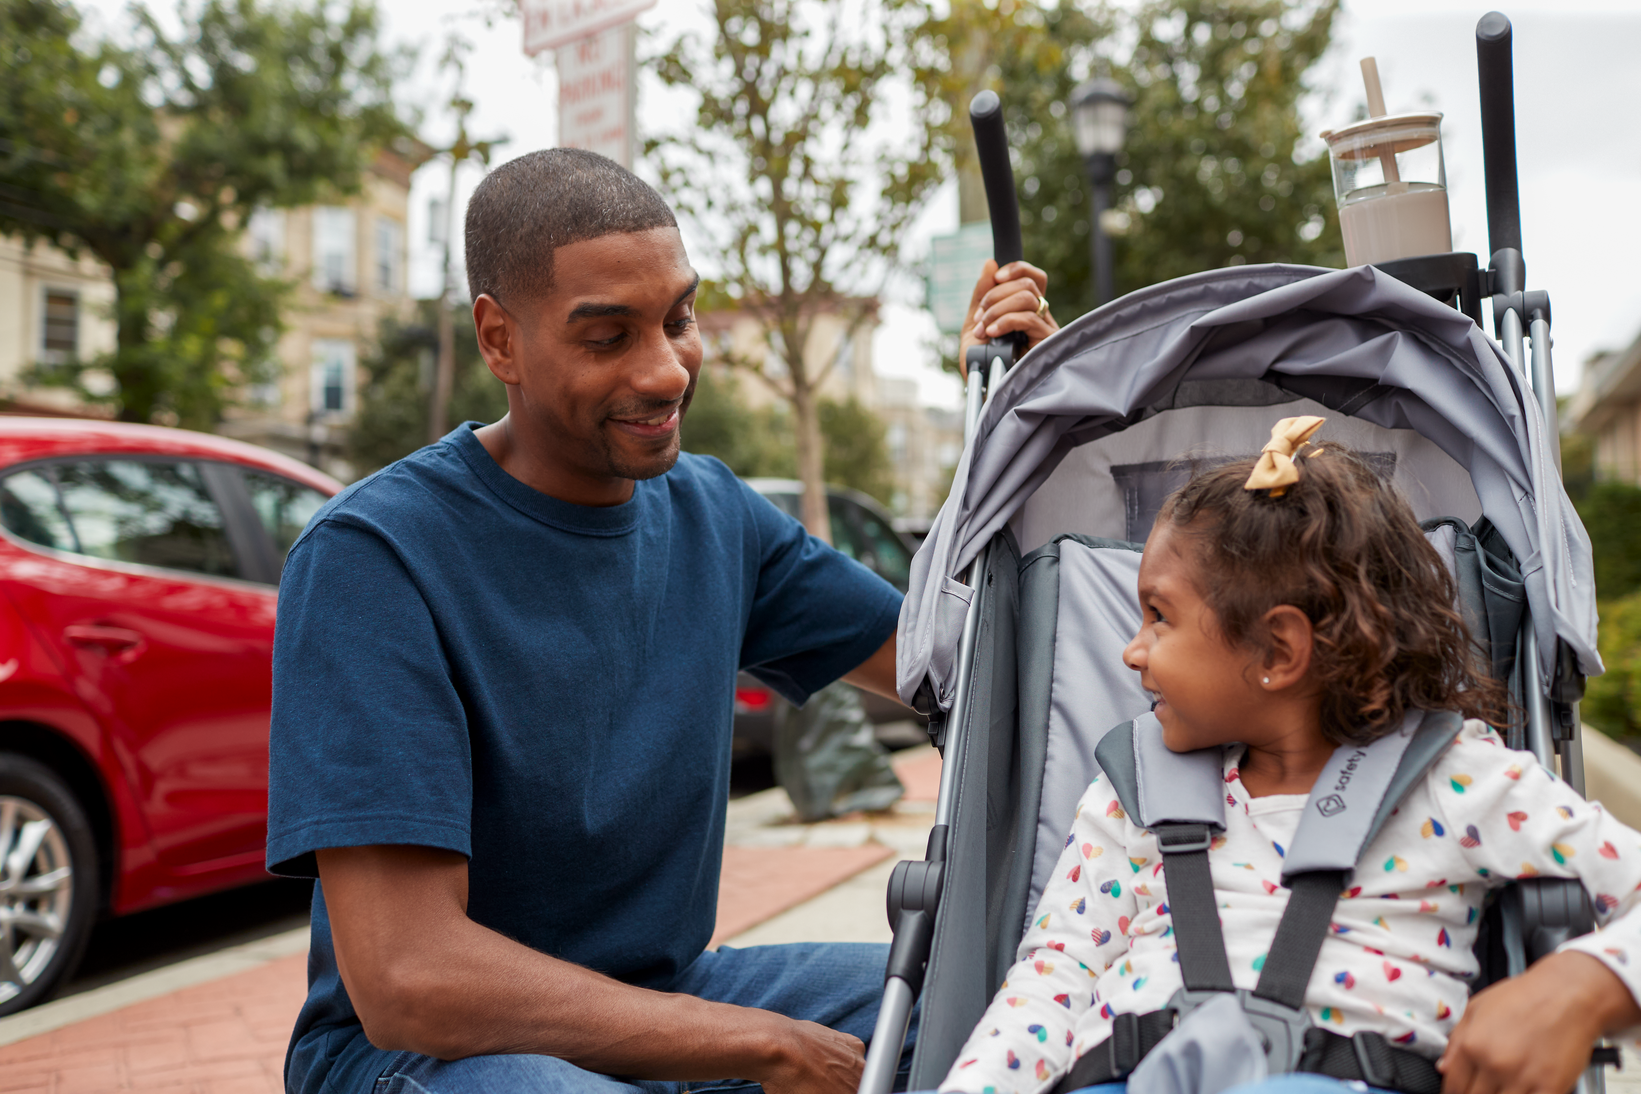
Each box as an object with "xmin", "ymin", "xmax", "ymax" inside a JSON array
[{"xmin": 888, "ymin": 264, "xmax": 1602, "ymax": 1091}]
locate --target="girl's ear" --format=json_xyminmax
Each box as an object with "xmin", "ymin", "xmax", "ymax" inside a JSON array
[{"xmin": 1260, "ymin": 605, "xmax": 1314, "ymax": 690}]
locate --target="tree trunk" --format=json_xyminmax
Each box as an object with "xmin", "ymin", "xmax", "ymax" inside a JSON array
[
  {"xmin": 791, "ymin": 378, "xmax": 831, "ymax": 545},
  {"xmin": 428, "ymin": 158, "xmax": 459, "ymax": 443},
  {"xmin": 112, "ymin": 270, "xmax": 153, "ymax": 423}
]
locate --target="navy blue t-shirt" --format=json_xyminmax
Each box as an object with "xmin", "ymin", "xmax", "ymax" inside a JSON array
[{"xmin": 266, "ymin": 424, "xmax": 901, "ymax": 1094}]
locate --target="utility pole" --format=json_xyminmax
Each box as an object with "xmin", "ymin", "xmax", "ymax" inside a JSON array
[{"xmin": 428, "ymin": 45, "xmax": 506, "ymax": 444}]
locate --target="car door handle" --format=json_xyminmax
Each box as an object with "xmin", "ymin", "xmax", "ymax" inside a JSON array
[{"xmin": 63, "ymin": 625, "xmax": 145, "ymax": 658}]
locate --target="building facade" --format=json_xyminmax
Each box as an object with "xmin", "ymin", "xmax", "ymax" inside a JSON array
[
  {"xmin": 1568, "ymin": 328, "xmax": 1641, "ymax": 485},
  {"xmin": 0, "ymin": 146, "xmax": 425, "ymax": 476},
  {"xmin": 0, "ymin": 237, "xmax": 118, "ymax": 417},
  {"xmin": 219, "ymin": 145, "xmax": 426, "ymax": 479}
]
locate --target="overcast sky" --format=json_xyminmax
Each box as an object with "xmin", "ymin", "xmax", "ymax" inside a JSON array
[{"xmin": 82, "ymin": 0, "xmax": 1641, "ymax": 409}]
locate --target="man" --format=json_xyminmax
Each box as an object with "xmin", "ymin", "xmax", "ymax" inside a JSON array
[{"xmin": 266, "ymin": 148, "xmax": 1056, "ymax": 1094}]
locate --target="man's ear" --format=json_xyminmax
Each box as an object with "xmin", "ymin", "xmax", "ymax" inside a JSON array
[
  {"xmin": 1260, "ymin": 605, "xmax": 1314, "ymax": 690},
  {"xmin": 473, "ymin": 295, "xmax": 521, "ymax": 385}
]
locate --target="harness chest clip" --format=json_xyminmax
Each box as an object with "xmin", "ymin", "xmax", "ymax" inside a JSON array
[{"xmin": 1164, "ymin": 987, "xmax": 1312, "ymax": 1074}]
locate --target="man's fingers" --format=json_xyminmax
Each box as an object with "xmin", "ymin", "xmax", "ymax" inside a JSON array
[{"xmin": 984, "ymin": 311, "xmax": 1056, "ymax": 346}]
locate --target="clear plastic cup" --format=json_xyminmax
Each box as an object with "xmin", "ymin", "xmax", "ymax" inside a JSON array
[{"xmin": 1322, "ymin": 111, "xmax": 1452, "ymax": 266}]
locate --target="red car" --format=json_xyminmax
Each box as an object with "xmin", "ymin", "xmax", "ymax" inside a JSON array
[{"xmin": 0, "ymin": 418, "xmax": 339, "ymax": 1015}]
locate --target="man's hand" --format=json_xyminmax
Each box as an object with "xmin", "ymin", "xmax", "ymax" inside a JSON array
[
  {"xmin": 316, "ymin": 845, "xmax": 866, "ymax": 1085},
  {"xmin": 957, "ymin": 259, "xmax": 1058, "ymax": 378},
  {"xmin": 762, "ymin": 1019, "xmax": 866, "ymax": 1094},
  {"xmin": 1439, "ymin": 951, "xmax": 1638, "ymax": 1094}
]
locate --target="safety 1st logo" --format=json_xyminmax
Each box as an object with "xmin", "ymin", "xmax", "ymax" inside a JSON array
[{"xmin": 1315, "ymin": 749, "xmax": 1369, "ymax": 817}]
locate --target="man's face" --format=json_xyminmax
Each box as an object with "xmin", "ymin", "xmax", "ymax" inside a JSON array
[{"xmin": 484, "ymin": 227, "xmax": 702, "ymax": 487}]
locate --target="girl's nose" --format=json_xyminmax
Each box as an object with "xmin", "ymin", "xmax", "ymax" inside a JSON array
[{"xmin": 1122, "ymin": 632, "xmax": 1146, "ymax": 671}]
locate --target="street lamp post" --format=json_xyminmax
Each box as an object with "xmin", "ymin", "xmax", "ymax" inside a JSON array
[{"xmin": 1071, "ymin": 77, "xmax": 1131, "ymax": 308}]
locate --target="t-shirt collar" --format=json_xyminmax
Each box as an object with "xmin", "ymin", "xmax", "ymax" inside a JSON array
[{"xmin": 448, "ymin": 422, "xmax": 646, "ymax": 536}]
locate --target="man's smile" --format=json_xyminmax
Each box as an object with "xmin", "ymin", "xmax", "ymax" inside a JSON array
[{"xmin": 607, "ymin": 404, "xmax": 681, "ymax": 439}]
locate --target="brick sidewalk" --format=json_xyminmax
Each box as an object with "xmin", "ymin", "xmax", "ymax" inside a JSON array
[{"xmin": 0, "ymin": 749, "xmax": 941, "ymax": 1094}]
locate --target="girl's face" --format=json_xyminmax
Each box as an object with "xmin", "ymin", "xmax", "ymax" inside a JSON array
[{"xmin": 1122, "ymin": 522, "xmax": 1271, "ymax": 753}]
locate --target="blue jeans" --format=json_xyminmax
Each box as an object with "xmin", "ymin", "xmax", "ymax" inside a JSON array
[
  {"xmin": 368, "ymin": 943, "xmax": 915, "ymax": 1094},
  {"xmin": 1063, "ymin": 1080, "xmax": 1399, "ymax": 1094}
]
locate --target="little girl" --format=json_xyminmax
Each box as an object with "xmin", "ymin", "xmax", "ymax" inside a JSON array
[{"xmin": 941, "ymin": 419, "xmax": 1641, "ymax": 1094}]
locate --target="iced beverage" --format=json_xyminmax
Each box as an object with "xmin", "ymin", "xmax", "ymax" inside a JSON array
[
  {"xmin": 1323, "ymin": 112, "xmax": 1452, "ymax": 267},
  {"xmin": 1339, "ymin": 183, "xmax": 1452, "ymax": 266}
]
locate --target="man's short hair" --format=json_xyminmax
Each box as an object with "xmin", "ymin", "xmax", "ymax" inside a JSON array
[{"xmin": 464, "ymin": 148, "xmax": 678, "ymax": 305}]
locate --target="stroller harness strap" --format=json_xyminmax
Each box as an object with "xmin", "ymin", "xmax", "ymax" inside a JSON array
[{"xmin": 1048, "ymin": 710, "xmax": 1465, "ymax": 1094}]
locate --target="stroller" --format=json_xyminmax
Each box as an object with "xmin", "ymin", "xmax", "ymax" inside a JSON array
[{"xmin": 859, "ymin": 13, "xmax": 1610, "ymax": 1094}]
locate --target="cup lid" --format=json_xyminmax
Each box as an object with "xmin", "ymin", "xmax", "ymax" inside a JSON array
[{"xmin": 1321, "ymin": 111, "xmax": 1444, "ymax": 157}]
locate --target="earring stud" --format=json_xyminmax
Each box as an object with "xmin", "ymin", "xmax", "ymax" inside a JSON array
[{"xmin": 1262, "ymin": 677, "xmax": 1271, "ymax": 685}]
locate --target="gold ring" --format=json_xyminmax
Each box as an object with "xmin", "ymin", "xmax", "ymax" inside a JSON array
[{"xmin": 1035, "ymin": 295, "xmax": 1050, "ymax": 318}]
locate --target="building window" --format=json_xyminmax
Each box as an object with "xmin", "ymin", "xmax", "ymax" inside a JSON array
[
  {"xmin": 247, "ymin": 208, "xmax": 285, "ymax": 271},
  {"xmin": 40, "ymin": 289, "xmax": 79, "ymax": 361},
  {"xmin": 311, "ymin": 207, "xmax": 357, "ymax": 296},
  {"xmin": 310, "ymin": 339, "xmax": 356, "ymax": 415},
  {"xmin": 375, "ymin": 215, "xmax": 403, "ymax": 295}
]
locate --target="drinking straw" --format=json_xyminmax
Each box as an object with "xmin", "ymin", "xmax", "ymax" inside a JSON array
[{"xmin": 1359, "ymin": 57, "xmax": 1402, "ymax": 184}]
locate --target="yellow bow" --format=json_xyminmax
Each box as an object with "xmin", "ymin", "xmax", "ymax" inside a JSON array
[{"xmin": 1243, "ymin": 416, "xmax": 1325, "ymax": 496}]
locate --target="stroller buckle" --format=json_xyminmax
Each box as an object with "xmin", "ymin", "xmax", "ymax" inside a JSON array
[{"xmin": 1165, "ymin": 988, "xmax": 1311, "ymax": 1074}]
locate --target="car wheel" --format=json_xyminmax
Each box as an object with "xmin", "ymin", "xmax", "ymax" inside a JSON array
[{"xmin": 0, "ymin": 753, "xmax": 98, "ymax": 1016}]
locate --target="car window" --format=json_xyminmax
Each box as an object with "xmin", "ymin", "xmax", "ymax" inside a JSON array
[
  {"xmin": 52, "ymin": 460, "xmax": 237, "ymax": 577},
  {"xmin": 0, "ymin": 470, "xmax": 75, "ymax": 552},
  {"xmin": 242, "ymin": 471, "xmax": 329, "ymax": 559},
  {"xmin": 857, "ymin": 507, "xmax": 911, "ymax": 590},
  {"xmin": 826, "ymin": 495, "xmax": 866, "ymax": 563}
]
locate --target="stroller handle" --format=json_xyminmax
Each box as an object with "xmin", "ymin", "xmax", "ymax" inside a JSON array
[
  {"xmin": 969, "ymin": 91, "xmax": 1024, "ymax": 269},
  {"xmin": 1476, "ymin": 12, "xmax": 1523, "ymax": 261}
]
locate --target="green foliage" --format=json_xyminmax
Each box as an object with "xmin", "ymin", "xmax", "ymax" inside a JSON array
[
  {"xmin": 680, "ymin": 369, "xmax": 894, "ymax": 504},
  {"xmin": 1576, "ymin": 480, "xmax": 1641, "ymax": 602},
  {"xmin": 650, "ymin": 0, "xmax": 944, "ymax": 534},
  {"xmin": 915, "ymin": 0, "xmax": 1344, "ymax": 330},
  {"xmin": 818, "ymin": 396, "xmax": 894, "ymax": 506},
  {"xmin": 680, "ymin": 369, "xmax": 794, "ymax": 479},
  {"xmin": 1584, "ymin": 591, "xmax": 1641, "ymax": 739},
  {"xmin": 0, "ymin": 0, "xmax": 406, "ymax": 425},
  {"xmin": 348, "ymin": 303, "xmax": 509, "ymax": 475}
]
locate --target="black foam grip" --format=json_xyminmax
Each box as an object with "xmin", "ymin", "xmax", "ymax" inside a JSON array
[
  {"xmin": 968, "ymin": 91, "xmax": 1024, "ymax": 268},
  {"xmin": 1476, "ymin": 12, "xmax": 1522, "ymax": 256}
]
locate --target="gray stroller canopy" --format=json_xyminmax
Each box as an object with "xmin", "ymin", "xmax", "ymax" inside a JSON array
[{"xmin": 897, "ymin": 263, "xmax": 1599, "ymax": 712}]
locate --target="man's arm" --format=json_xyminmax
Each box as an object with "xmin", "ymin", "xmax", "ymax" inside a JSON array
[
  {"xmin": 318, "ymin": 845, "xmax": 865, "ymax": 1093},
  {"xmin": 840, "ymin": 632, "xmax": 897, "ymax": 702}
]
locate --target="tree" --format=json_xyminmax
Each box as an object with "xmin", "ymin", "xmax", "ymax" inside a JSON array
[
  {"xmin": 650, "ymin": 0, "xmax": 943, "ymax": 540},
  {"xmin": 0, "ymin": 0, "xmax": 405, "ymax": 426},
  {"xmin": 915, "ymin": 0, "xmax": 1344, "ymax": 330},
  {"xmin": 679, "ymin": 368, "xmax": 794, "ymax": 480},
  {"xmin": 348, "ymin": 302, "xmax": 510, "ymax": 475},
  {"xmin": 681, "ymin": 368, "xmax": 895, "ymax": 506}
]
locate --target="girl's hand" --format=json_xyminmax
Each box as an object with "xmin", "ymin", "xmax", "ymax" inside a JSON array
[
  {"xmin": 957, "ymin": 259, "xmax": 1058, "ymax": 378},
  {"xmin": 1439, "ymin": 951, "xmax": 1637, "ymax": 1094}
]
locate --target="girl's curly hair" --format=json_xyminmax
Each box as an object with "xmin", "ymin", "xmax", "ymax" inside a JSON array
[{"xmin": 1158, "ymin": 442, "xmax": 1510, "ymax": 746}]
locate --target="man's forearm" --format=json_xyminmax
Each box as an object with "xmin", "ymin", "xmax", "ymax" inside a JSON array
[
  {"xmin": 841, "ymin": 632, "xmax": 898, "ymax": 702},
  {"xmin": 317, "ymin": 845, "xmax": 854, "ymax": 1084}
]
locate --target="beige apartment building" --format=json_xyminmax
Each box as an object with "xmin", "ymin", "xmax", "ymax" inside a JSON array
[
  {"xmin": 1568, "ymin": 327, "xmax": 1641, "ymax": 485},
  {"xmin": 0, "ymin": 145, "xmax": 425, "ymax": 477},
  {"xmin": 0, "ymin": 237, "xmax": 119, "ymax": 417},
  {"xmin": 219, "ymin": 145, "xmax": 427, "ymax": 479},
  {"xmin": 697, "ymin": 301, "xmax": 963, "ymax": 520}
]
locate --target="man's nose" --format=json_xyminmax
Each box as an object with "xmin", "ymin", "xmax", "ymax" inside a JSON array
[{"xmin": 630, "ymin": 330, "xmax": 691, "ymax": 401}]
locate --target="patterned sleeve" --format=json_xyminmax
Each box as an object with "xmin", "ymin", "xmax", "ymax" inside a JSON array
[
  {"xmin": 1428, "ymin": 720, "xmax": 1641, "ymax": 1015},
  {"xmin": 939, "ymin": 774, "xmax": 1138, "ymax": 1094}
]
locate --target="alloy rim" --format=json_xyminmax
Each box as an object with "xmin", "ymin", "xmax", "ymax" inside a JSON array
[{"xmin": 0, "ymin": 796, "xmax": 73, "ymax": 1004}]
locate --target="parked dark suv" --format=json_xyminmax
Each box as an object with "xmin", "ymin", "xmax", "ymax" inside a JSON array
[{"xmin": 732, "ymin": 480, "xmax": 920, "ymax": 756}]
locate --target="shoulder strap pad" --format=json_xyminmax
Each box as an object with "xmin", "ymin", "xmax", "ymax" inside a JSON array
[
  {"xmin": 1282, "ymin": 709, "xmax": 1463, "ymax": 881},
  {"xmin": 1094, "ymin": 712, "xmax": 1227, "ymax": 832}
]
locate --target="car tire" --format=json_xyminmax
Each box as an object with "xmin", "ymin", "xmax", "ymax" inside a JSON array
[{"xmin": 0, "ymin": 753, "xmax": 99, "ymax": 1017}]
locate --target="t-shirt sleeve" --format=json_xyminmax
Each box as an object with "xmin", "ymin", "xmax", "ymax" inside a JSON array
[
  {"xmin": 265, "ymin": 518, "xmax": 472, "ymax": 878},
  {"xmin": 735, "ymin": 481, "xmax": 903, "ymax": 706}
]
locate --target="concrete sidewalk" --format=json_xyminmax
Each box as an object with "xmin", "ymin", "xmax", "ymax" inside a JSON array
[{"xmin": 0, "ymin": 748, "xmax": 942, "ymax": 1093}]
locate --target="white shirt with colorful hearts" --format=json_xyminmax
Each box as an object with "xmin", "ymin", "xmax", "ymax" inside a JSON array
[{"xmin": 939, "ymin": 720, "xmax": 1641, "ymax": 1094}]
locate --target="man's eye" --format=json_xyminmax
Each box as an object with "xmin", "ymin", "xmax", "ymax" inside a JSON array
[{"xmin": 668, "ymin": 313, "xmax": 695, "ymax": 333}]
